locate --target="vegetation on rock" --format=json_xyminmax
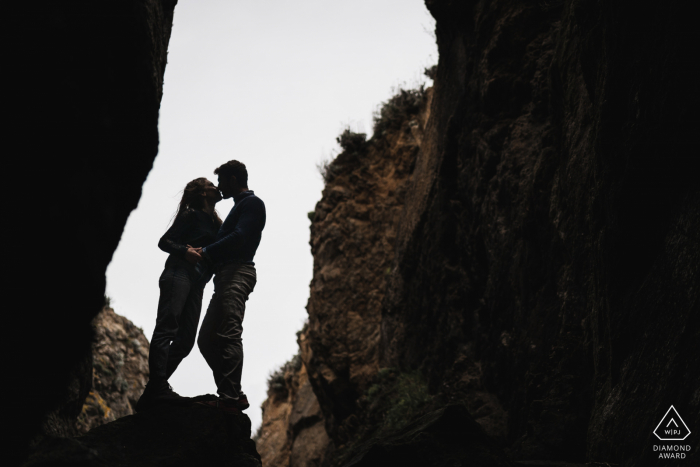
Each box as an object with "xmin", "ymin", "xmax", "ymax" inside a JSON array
[
  {"xmin": 371, "ymin": 85, "xmax": 426, "ymax": 137},
  {"xmin": 266, "ymin": 352, "xmax": 303, "ymax": 397}
]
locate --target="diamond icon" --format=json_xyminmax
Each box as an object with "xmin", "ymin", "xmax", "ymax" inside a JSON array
[{"xmin": 654, "ymin": 405, "xmax": 691, "ymax": 441}]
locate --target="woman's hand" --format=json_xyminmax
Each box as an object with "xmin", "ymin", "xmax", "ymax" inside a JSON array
[{"xmin": 185, "ymin": 246, "xmax": 202, "ymax": 265}]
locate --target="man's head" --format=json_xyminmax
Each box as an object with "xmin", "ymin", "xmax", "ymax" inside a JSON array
[{"xmin": 214, "ymin": 160, "xmax": 248, "ymax": 199}]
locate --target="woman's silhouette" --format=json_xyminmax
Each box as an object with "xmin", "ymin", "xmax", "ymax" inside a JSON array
[{"xmin": 136, "ymin": 177, "xmax": 222, "ymax": 411}]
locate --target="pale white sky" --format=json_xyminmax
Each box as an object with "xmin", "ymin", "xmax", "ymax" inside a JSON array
[{"xmin": 106, "ymin": 0, "xmax": 436, "ymax": 431}]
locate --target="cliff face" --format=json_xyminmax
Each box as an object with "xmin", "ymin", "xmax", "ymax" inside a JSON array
[
  {"xmin": 261, "ymin": 1, "xmax": 699, "ymax": 466},
  {"xmin": 255, "ymin": 90, "xmax": 434, "ymax": 467},
  {"xmin": 10, "ymin": 1, "xmax": 177, "ymax": 463},
  {"xmin": 27, "ymin": 306, "xmax": 264, "ymax": 467},
  {"xmin": 305, "ymin": 89, "xmax": 433, "ymax": 442},
  {"xmin": 257, "ymin": 357, "xmax": 330, "ymax": 467},
  {"xmin": 384, "ymin": 0, "xmax": 698, "ymax": 463},
  {"xmin": 77, "ymin": 307, "xmax": 150, "ymax": 434},
  {"xmin": 36, "ymin": 307, "xmax": 149, "ymax": 440}
]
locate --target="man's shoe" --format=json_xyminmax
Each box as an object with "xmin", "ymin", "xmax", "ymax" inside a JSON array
[
  {"xmin": 235, "ymin": 394, "xmax": 250, "ymax": 410},
  {"xmin": 196, "ymin": 397, "xmax": 241, "ymax": 414}
]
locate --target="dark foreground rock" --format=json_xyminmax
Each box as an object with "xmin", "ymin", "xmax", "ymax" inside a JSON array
[
  {"xmin": 32, "ymin": 307, "xmax": 152, "ymax": 448},
  {"xmin": 24, "ymin": 401, "xmax": 261, "ymax": 467},
  {"xmin": 10, "ymin": 0, "xmax": 177, "ymax": 463},
  {"xmin": 341, "ymin": 404, "xmax": 510, "ymax": 467}
]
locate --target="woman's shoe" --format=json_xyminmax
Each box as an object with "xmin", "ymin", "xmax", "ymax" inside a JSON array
[{"xmin": 135, "ymin": 379, "xmax": 188, "ymax": 412}]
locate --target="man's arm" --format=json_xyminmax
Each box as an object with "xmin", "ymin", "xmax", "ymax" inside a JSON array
[{"xmin": 202, "ymin": 198, "xmax": 264, "ymax": 262}]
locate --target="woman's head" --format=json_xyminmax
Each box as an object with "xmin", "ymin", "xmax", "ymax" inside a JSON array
[{"xmin": 173, "ymin": 178, "xmax": 223, "ymax": 227}]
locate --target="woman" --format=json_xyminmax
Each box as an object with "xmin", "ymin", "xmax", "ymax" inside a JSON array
[{"xmin": 136, "ymin": 177, "xmax": 222, "ymax": 411}]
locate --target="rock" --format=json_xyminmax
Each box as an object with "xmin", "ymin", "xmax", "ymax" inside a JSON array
[
  {"xmin": 263, "ymin": 1, "xmax": 700, "ymax": 466},
  {"xmin": 290, "ymin": 423, "xmax": 330, "ymax": 467},
  {"xmin": 383, "ymin": 0, "xmax": 700, "ymax": 463},
  {"xmin": 24, "ymin": 402, "xmax": 261, "ymax": 467},
  {"xmin": 341, "ymin": 404, "xmax": 510, "ymax": 467},
  {"xmin": 9, "ymin": 0, "xmax": 177, "ymax": 463},
  {"xmin": 305, "ymin": 86, "xmax": 433, "ymax": 441},
  {"xmin": 34, "ymin": 351, "xmax": 93, "ymax": 441},
  {"xmin": 257, "ymin": 359, "xmax": 331, "ymax": 467},
  {"xmin": 30, "ymin": 307, "xmax": 150, "ymax": 448},
  {"xmin": 77, "ymin": 307, "xmax": 150, "ymax": 433},
  {"xmin": 290, "ymin": 378, "xmax": 324, "ymax": 434}
]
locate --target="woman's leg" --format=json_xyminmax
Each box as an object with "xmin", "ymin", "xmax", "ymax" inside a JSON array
[
  {"xmin": 165, "ymin": 283, "xmax": 204, "ymax": 380},
  {"xmin": 149, "ymin": 266, "xmax": 192, "ymax": 381}
]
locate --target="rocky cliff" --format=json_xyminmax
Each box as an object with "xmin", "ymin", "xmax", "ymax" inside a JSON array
[
  {"xmin": 257, "ymin": 353, "xmax": 330, "ymax": 467},
  {"xmin": 35, "ymin": 306, "xmax": 149, "ymax": 440},
  {"xmin": 256, "ymin": 86, "xmax": 435, "ymax": 466},
  {"xmin": 25, "ymin": 305, "xmax": 263, "ymax": 467},
  {"xmin": 260, "ymin": 1, "xmax": 699, "ymax": 466},
  {"xmin": 9, "ymin": 1, "xmax": 177, "ymax": 464},
  {"xmin": 76, "ymin": 306, "xmax": 150, "ymax": 434}
]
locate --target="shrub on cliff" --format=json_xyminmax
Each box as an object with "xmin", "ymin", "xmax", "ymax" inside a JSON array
[
  {"xmin": 316, "ymin": 157, "xmax": 337, "ymax": 184},
  {"xmin": 331, "ymin": 368, "xmax": 436, "ymax": 466},
  {"xmin": 336, "ymin": 128, "xmax": 368, "ymax": 153},
  {"xmin": 317, "ymin": 127, "xmax": 368, "ymax": 184},
  {"xmin": 266, "ymin": 352, "xmax": 303, "ymax": 397},
  {"xmin": 365, "ymin": 368, "xmax": 433, "ymax": 433},
  {"xmin": 372, "ymin": 86, "xmax": 426, "ymax": 137}
]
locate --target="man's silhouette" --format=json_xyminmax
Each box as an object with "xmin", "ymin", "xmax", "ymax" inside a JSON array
[{"xmin": 196, "ymin": 160, "xmax": 266, "ymax": 412}]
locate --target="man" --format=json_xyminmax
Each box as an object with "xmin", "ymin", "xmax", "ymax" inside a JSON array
[{"xmin": 196, "ymin": 160, "xmax": 266, "ymax": 413}]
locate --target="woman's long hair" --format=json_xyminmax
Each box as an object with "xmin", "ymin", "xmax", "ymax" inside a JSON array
[{"xmin": 171, "ymin": 177, "xmax": 223, "ymax": 228}]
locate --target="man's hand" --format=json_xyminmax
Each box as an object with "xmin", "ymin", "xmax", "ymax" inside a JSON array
[
  {"xmin": 193, "ymin": 247, "xmax": 210, "ymax": 264},
  {"xmin": 185, "ymin": 245, "xmax": 202, "ymax": 265}
]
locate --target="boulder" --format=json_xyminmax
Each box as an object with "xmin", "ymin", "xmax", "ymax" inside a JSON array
[{"xmin": 25, "ymin": 402, "xmax": 261, "ymax": 467}]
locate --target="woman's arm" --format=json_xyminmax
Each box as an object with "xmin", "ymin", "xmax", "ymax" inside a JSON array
[{"xmin": 158, "ymin": 210, "xmax": 193, "ymax": 259}]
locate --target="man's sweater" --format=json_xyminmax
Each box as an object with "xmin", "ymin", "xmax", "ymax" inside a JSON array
[{"xmin": 202, "ymin": 190, "xmax": 266, "ymax": 266}]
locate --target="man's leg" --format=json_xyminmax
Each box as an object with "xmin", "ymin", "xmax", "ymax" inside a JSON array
[
  {"xmin": 198, "ymin": 277, "xmax": 224, "ymax": 384},
  {"xmin": 165, "ymin": 283, "xmax": 204, "ymax": 380},
  {"xmin": 216, "ymin": 264, "xmax": 256, "ymax": 400}
]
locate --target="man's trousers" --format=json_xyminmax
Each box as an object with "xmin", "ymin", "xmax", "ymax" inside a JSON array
[{"xmin": 198, "ymin": 263, "xmax": 256, "ymax": 400}]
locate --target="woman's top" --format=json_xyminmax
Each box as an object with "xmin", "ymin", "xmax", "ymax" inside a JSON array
[{"xmin": 158, "ymin": 208, "xmax": 219, "ymax": 260}]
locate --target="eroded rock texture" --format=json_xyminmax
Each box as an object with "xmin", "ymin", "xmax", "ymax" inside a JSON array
[
  {"xmin": 383, "ymin": 0, "xmax": 698, "ymax": 464},
  {"xmin": 262, "ymin": 1, "xmax": 698, "ymax": 466},
  {"xmin": 76, "ymin": 307, "xmax": 150, "ymax": 433},
  {"xmin": 256, "ymin": 89, "xmax": 434, "ymax": 467},
  {"xmin": 305, "ymin": 89, "xmax": 433, "ymax": 441},
  {"xmin": 343, "ymin": 404, "xmax": 510, "ymax": 467},
  {"xmin": 257, "ymin": 360, "xmax": 330, "ymax": 467},
  {"xmin": 35, "ymin": 307, "xmax": 149, "ymax": 441},
  {"xmin": 10, "ymin": 1, "xmax": 177, "ymax": 464}
]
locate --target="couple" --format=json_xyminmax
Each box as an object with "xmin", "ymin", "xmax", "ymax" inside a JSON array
[{"xmin": 136, "ymin": 159, "xmax": 265, "ymax": 414}]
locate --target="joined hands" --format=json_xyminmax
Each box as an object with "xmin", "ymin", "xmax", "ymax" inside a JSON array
[{"xmin": 185, "ymin": 244, "xmax": 202, "ymax": 265}]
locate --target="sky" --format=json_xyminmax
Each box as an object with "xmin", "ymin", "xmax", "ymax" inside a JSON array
[{"xmin": 106, "ymin": 0, "xmax": 437, "ymax": 431}]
